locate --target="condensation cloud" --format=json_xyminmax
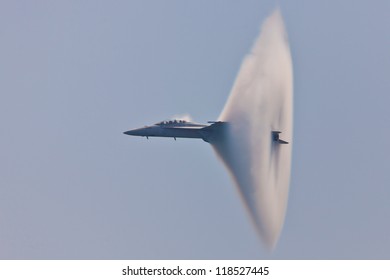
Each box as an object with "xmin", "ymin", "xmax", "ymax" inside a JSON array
[
  {"xmin": 170, "ymin": 114, "xmax": 193, "ymax": 122},
  {"xmin": 212, "ymin": 10, "xmax": 293, "ymax": 249}
]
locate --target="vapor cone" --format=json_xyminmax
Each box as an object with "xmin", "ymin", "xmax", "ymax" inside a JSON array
[{"xmin": 212, "ymin": 10, "xmax": 293, "ymax": 249}]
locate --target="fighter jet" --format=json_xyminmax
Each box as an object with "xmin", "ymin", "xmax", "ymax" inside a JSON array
[
  {"xmin": 124, "ymin": 119, "xmax": 226, "ymax": 143},
  {"xmin": 124, "ymin": 119, "xmax": 288, "ymax": 144}
]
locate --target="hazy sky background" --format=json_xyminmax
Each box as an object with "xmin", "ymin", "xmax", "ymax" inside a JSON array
[{"xmin": 1, "ymin": 0, "xmax": 390, "ymax": 259}]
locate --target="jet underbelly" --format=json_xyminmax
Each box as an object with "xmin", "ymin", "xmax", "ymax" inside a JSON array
[{"xmin": 159, "ymin": 127, "xmax": 203, "ymax": 139}]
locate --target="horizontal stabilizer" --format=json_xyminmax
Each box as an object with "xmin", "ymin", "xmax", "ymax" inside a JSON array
[
  {"xmin": 277, "ymin": 139, "xmax": 289, "ymax": 144},
  {"xmin": 272, "ymin": 131, "xmax": 289, "ymax": 144}
]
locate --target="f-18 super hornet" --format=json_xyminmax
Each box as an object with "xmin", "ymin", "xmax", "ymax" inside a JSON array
[
  {"xmin": 123, "ymin": 10, "xmax": 293, "ymax": 249},
  {"xmin": 123, "ymin": 119, "xmax": 288, "ymax": 144},
  {"xmin": 123, "ymin": 120, "xmax": 225, "ymax": 143}
]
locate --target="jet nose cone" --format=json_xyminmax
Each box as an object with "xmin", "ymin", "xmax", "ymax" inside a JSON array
[
  {"xmin": 123, "ymin": 127, "xmax": 149, "ymax": 137},
  {"xmin": 123, "ymin": 129, "xmax": 140, "ymax": 136}
]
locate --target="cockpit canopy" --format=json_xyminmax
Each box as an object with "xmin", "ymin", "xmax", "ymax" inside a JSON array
[{"xmin": 155, "ymin": 119, "xmax": 188, "ymax": 125}]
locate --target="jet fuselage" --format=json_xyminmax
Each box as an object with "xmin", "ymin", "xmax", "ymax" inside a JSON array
[
  {"xmin": 123, "ymin": 120, "xmax": 226, "ymax": 143},
  {"xmin": 124, "ymin": 119, "xmax": 288, "ymax": 144}
]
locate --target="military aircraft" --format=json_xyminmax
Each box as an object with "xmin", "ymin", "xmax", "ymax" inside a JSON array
[
  {"xmin": 124, "ymin": 119, "xmax": 226, "ymax": 143},
  {"xmin": 124, "ymin": 119, "xmax": 288, "ymax": 144}
]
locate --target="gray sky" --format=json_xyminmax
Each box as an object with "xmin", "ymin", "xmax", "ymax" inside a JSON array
[{"xmin": 1, "ymin": 0, "xmax": 390, "ymax": 259}]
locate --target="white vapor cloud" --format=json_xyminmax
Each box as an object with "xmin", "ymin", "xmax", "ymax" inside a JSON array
[
  {"xmin": 212, "ymin": 9, "xmax": 293, "ymax": 249},
  {"xmin": 169, "ymin": 114, "xmax": 193, "ymax": 122}
]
